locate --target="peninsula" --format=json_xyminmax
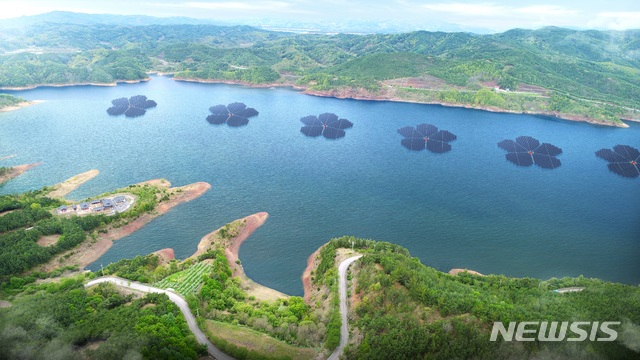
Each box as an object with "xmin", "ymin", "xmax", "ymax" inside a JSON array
[{"xmin": 0, "ymin": 162, "xmax": 42, "ymax": 185}]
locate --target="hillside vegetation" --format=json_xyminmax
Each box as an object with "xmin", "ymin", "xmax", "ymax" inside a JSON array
[
  {"xmin": 1, "ymin": 13, "xmax": 639, "ymax": 124},
  {"xmin": 313, "ymin": 237, "xmax": 640, "ymax": 360}
]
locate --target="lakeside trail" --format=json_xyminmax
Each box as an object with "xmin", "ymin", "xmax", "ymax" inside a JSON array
[
  {"xmin": 0, "ymin": 162, "xmax": 42, "ymax": 184},
  {"xmin": 47, "ymin": 169, "xmax": 100, "ymax": 199},
  {"xmin": 85, "ymin": 277, "xmax": 234, "ymax": 360},
  {"xmin": 36, "ymin": 180, "xmax": 211, "ymax": 272},
  {"xmin": 328, "ymin": 255, "xmax": 363, "ymax": 360},
  {"xmin": 0, "ymin": 100, "xmax": 45, "ymax": 112},
  {"xmin": 190, "ymin": 212, "xmax": 289, "ymax": 302}
]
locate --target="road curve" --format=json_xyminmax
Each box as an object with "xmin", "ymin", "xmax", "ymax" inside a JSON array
[
  {"xmin": 328, "ymin": 255, "xmax": 363, "ymax": 360},
  {"xmin": 85, "ymin": 277, "xmax": 234, "ymax": 360}
]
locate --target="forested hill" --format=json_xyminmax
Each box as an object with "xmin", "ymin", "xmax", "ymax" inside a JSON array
[{"xmin": 1, "ymin": 12, "xmax": 639, "ymax": 124}]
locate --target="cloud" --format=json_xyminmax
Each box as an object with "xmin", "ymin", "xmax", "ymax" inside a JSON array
[
  {"xmin": 588, "ymin": 12, "xmax": 640, "ymax": 30},
  {"xmin": 422, "ymin": 3, "xmax": 507, "ymax": 16},
  {"xmin": 147, "ymin": 1, "xmax": 311, "ymax": 15},
  {"xmin": 422, "ymin": 2, "xmax": 578, "ymax": 17},
  {"xmin": 185, "ymin": 1, "xmax": 290, "ymax": 11},
  {"xmin": 420, "ymin": 2, "xmax": 582, "ymax": 31}
]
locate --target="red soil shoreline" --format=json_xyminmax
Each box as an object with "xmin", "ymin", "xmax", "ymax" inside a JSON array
[
  {"xmin": 5, "ymin": 75, "xmax": 629, "ymax": 127},
  {"xmin": 37, "ymin": 180, "xmax": 211, "ymax": 272},
  {"xmin": 190, "ymin": 212, "xmax": 288, "ymax": 300},
  {"xmin": 301, "ymin": 246, "xmax": 322, "ymax": 303}
]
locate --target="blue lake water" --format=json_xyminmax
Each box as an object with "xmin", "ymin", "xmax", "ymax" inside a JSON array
[{"xmin": 1, "ymin": 75, "xmax": 639, "ymax": 295}]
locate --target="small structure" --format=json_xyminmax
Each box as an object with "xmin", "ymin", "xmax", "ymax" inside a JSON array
[
  {"xmin": 80, "ymin": 202, "xmax": 90, "ymax": 211},
  {"xmin": 114, "ymin": 195, "xmax": 126, "ymax": 204},
  {"xmin": 102, "ymin": 199, "xmax": 114, "ymax": 208},
  {"xmin": 90, "ymin": 199, "xmax": 102, "ymax": 205},
  {"xmin": 57, "ymin": 205, "xmax": 68, "ymax": 213},
  {"xmin": 93, "ymin": 206, "xmax": 104, "ymax": 212},
  {"xmin": 72, "ymin": 205, "xmax": 78, "ymax": 211}
]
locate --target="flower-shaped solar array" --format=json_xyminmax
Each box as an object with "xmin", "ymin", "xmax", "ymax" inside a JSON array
[
  {"xmin": 207, "ymin": 102, "xmax": 259, "ymax": 127},
  {"xmin": 397, "ymin": 124, "xmax": 457, "ymax": 153},
  {"xmin": 498, "ymin": 136, "xmax": 562, "ymax": 169},
  {"xmin": 300, "ymin": 113, "xmax": 353, "ymax": 139},
  {"xmin": 595, "ymin": 145, "xmax": 639, "ymax": 178},
  {"xmin": 107, "ymin": 95, "xmax": 157, "ymax": 117}
]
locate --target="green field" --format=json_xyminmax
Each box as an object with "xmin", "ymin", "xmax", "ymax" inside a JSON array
[{"xmin": 155, "ymin": 261, "xmax": 213, "ymax": 296}]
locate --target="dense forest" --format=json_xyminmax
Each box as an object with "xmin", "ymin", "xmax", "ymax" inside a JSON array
[
  {"xmin": 0, "ymin": 278, "xmax": 205, "ymax": 359},
  {"xmin": 314, "ymin": 237, "xmax": 640, "ymax": 360},
  {"xmin": 0, "ymin": 12, "xmax": 639, "ymax": 124}
]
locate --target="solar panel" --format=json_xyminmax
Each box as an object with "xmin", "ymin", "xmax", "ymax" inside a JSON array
[
  {"xmin": 416, "ymin": 124, "xmax": 438, "ymax": 137},
  {"xmin": 506, "ymin": 152, "xmax": 533, "ymax": 167},
  {"xmin": 206, "ymin": 102, "xmax": 259, "ymax": 127},
  {"xmin": 397, "ymin": 123, "xmax": 456, "ymax": 153},
  {"xmin": 516, "ymin": 136, "xmax": 540, "ymax": 151},
  {"xmin": 532, "ymin": 154, "xmax": 561, "ymax": 169},
  {"xmin": 300, "ymin": 113, "xmax": 353, "ymax": 139},
  {"xmin": 106, "ymin": 95, "xmax": 157, "ymax": 118},
  {"xmin": 497, "ymin": 139, "xmax": 522, "ymax": 152},
  {"xmin": 426, "ymin": 140, "xmax": 452, "ymax": 153},
  {"xmin": 301, "ymin": 125, "xmax": 323, "ymax": 137},
  {"xmin": 596, "ymin": 145, "xmax": 640, "ymax": 178},
  {"xmin": 613, "ymin": 145, "xmax": 640, "ymax": 161},
  {"xmin": 401, "ymin": 138, "xmax": 426, "ymax": 151},
  {"xmin": 498, "ymin": 136, "xmax": 562, "ymax": 169}
]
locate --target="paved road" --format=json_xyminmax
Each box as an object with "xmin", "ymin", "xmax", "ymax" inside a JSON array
[
  {"xmin": 328, "ymin": 255, "xmax": 363, "ymax": 360},
  {"xmin": 85, "ymin": 277, "xmax": 234, "ymax": 360}
]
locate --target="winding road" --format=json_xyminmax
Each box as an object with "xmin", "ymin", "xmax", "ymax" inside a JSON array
[
  {"xmin": 85, "ymin": 277, "xmax": 234, "ymax": 360},
  {"xmin": 328, "ymin": 255, "xmax": 363, "ymax": 360}
]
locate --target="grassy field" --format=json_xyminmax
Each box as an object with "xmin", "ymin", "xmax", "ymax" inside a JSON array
[
  {"xmin": 204, "ymin": 320, "xmax": 320, "ymax": 360},
  {"xmin": 155, "ymin": 261, "xmax": 212, "ymax": 296}
]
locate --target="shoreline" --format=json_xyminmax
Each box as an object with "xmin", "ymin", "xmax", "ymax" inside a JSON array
[
  {"xmin": 173, "ymin": 76, "xmax": 634, "ymax": 128},
  {"xmin": 47, "ymin": 169, "xmax": 100, "ymax": 199},
  {"xmin": 0, "ymin": 100, "xmax": 45, "ymax": 113},
  {"xmin": 300, "ymin": 88, "xmax": 632, "ymax": 128},
  {"xmin": 3, "ymin": 75, "xmax": 633, "ymax": 128},
  {"xmin": 0, "ymin": 162, "xmax": 43, "ymax": 184},
  {"xmin": 448, "ymin": 268, "xmax": 485, "ymax": 277},
  {"xmin": 190, "ymin": 212, "xmax": 289, "ymax": 301},
  {"xmin": 0, "ymin": 78, "xmax": 151, "ymax": 91},
  {"xmin": 36, "ymin": 179, "xmax": 211, "ymax": 272},
  {"xmin": 301, "ymin": 246, "xmax": 322, "ymax": 303}
]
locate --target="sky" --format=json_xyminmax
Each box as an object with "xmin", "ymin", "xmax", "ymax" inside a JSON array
[{"xmin": 0, "ymin": 0, "xmax": 638, "ymax": 32}]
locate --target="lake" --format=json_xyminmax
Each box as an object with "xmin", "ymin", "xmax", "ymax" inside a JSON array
[{"xmin": 1, "ymin": 75, "xmax": 638, "ymax": 295}]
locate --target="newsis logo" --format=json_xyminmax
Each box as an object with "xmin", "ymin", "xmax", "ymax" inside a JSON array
[{"xmin": 490, "ymin": 321, "xmax": 621, "ymax": 342}]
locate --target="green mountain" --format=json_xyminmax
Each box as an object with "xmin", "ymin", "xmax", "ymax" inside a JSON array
[{"xmin": 1, "ymin": 12, "xmax": 639, "ymax": 124}]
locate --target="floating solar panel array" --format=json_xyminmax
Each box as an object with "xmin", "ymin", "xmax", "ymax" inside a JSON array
[
  {"xmin": 107, "ymin": 95, "xmax": 157, "ymax": 117},
  {"xmin": 498, "ymin": 136, "xmax": 562, "ymax": 169},
  {"xmin": 595, "ymin": 145, "xmax": 640, "ymax": 178},
  {"xmin": 206, "ymin": 102, "xmax": 259, "ymax": 127},
  {"xmin": 397, "ymin": 124, "xmax": 457, "ymax": 153},
  {"xmin": 300, "ymin": 113, "xmax": 353, "ymax": 139}
]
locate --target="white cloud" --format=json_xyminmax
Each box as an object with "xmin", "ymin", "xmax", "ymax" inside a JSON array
[
  {"xmin": 588, "ymin": 12, "xmax": 640, "ymax": 30},
  {"xmin": 515, "ymin": 5, "xmax": 578, "ymax": 17},
  {"xmin": 185, "ymin": 1, "xmax": 291, "ymax": 11},
  {"xmin": 420, "ymin": 2, "xmax": 583, "ymax": 31},
  {"xmin": 422, "ymin": 3, "xmax": 507, "ymax": 16}
]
